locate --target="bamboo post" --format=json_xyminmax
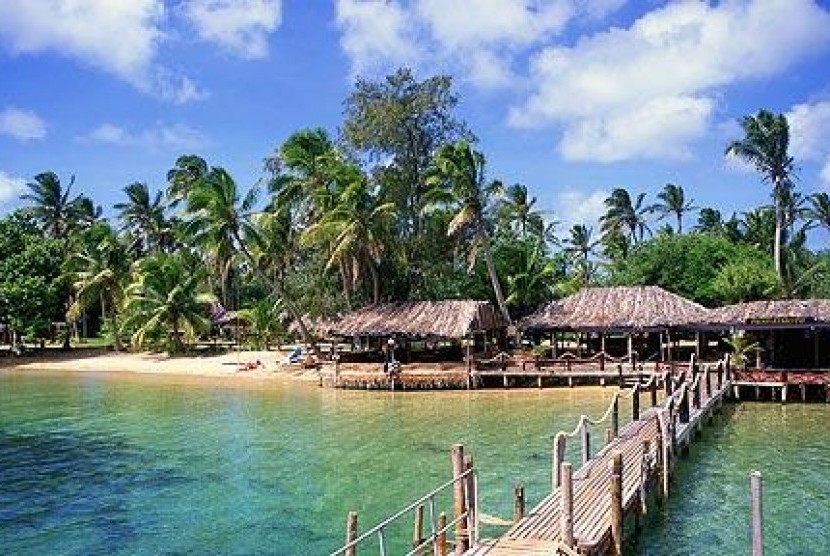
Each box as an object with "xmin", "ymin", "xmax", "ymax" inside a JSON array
[
  {"xmin": 513, "ymin": 484, "xmax": 525, "ymax": 523},
  {"xmin": 412, "ymin": 505, "xmax": 424, "ymax": 551},
  {"xmin": 560, "ymin": 462, "xmax": 574, "ymax": 548},
  {"xmin": 553, "ymin": 432, "xmax": 566, "ymax": 489},
  {"xmin": 610, "ymin": 451, "xmax": 624, "ymax": 556},
  {"xmin": 581, "ymin": 421, "xmax": 591, "ymax": 466},
  {"xmin": 612, "ymin": 396, "xmax": 619, "ymax": 437},
  {"xmin": 451, "ymin": 445, "xmax": 469, "ymax": 554},
  {"xmin": 751, "ymin": 471, "xmax": 764, "ymax": 556},
  {"xmin": 345, "ymin": 511, "xmax": 358, "ymax": 556},
  {"xmin": 632, "ymin": 385, "xmax": 641, "ymax": 421},
  {"xmin": 437, "ymin": 513, "xmax": 448, "ymax": 556}
]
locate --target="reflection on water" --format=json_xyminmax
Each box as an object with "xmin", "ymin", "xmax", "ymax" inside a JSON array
[{"xmin": 0, "ymin": 371, "xmax": 614, "ymax": 554}]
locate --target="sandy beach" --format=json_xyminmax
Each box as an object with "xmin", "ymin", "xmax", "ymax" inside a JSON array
[{"xmin": 0, "ymin": 348, "xmax": 324, "ymax": 382}]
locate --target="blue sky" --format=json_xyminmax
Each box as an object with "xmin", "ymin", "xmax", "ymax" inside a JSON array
[{"xmin": 1, "ymin": 0, "xmax": 830, "ymax": 238}]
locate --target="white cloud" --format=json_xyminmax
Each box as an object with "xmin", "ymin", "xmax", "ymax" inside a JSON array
[
  {"xmin": 85, "ymin": 122, "xmax": 207, "ymax": 152},
  {"xmin": 555, "ymin": 187, "xmax": 608, "ymax": 231},
  {"xmin": 334, "ymin": 0, "xmax": 625, "ymax": 87},
  {"xmin": 788, "ymin": 100, "xmax": 830, "ymax": 186},
  {"xmin": 0, "ymin": 1, "xmax": 203, "ymax": 103},
  {"xmin": 0, "ymin": 172, "xmax": 27, "ymax": 205},
  {"xmin": 509, "ymin": 0, "xmax": 830, "ymax": 162},
  {"xmin": 184, "ymin": 0, "xmax": 282, "ymax": 59},
  {"xmin": 0, "ymin": 106, "xmax": 46, "ymax": 141}
]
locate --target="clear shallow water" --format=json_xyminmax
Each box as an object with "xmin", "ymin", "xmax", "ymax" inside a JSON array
[
  {"xmin": 0, "ymin": 371, "xmax": 615, "ymax": 555},
  {"xmin": 637, "ymin": 403, "xmax": 830, "ymax": 556}
]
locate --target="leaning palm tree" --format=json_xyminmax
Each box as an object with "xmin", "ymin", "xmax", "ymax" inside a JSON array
[
  {"xmin": 725, "ymin": 110, "xmax": 795, "ymax": 278},
  {"xmin": 426, "ymin": 140, "xmax": 512, "ymax": 325},
  {"xmin": 166, "ymin": 154, "xmax": 209, "ymax": 207},
  {"xmin": 650, "ymin": 183, "xmax": 695, "ymax": 233},
  {"xmin": 65, "ymin": 223, "xmax": 130, "ymax": 350},
  {"xmin": 498, "ymin": 183, "xmax": 545, "ymax": 239},
  {"xmin": 121, "ymin": 252, "xmax": 215, "ymax": 352},
  {"xmin": 807, "ymin": 192, "xmax": 830, "ymax": 234},
  {"xmin": 21, "ymin": 171, "xmax": 83, "ymax": 240},
  {"xmin": 600, "ymin": 188, "xmax": 651, "ymax": 244}
]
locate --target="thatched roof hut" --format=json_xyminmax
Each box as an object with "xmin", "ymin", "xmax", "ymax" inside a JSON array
[
  {"xmin": 329, "ymin": 300, "xmax": 501, "ymax": 339},
  {"xmin": 697, "ymin": 299, "xmax": 830, "ymax": 329},
  {"xmin": 522, "ymin": 286, "xmax": 706, "ymax": 332}
]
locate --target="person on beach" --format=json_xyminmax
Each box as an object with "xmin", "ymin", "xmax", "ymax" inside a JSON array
[{"xmin": 384, "ymin": 337, "xmax": 396, "ymax": 375}]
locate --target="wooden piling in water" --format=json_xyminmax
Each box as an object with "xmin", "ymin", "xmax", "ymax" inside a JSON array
[
  {"xmin": 451, "ymin": 444, "xmax": 469, "ymax": 554},
  {"xmin": 513, "ymin": 484, "xmax": 525, "ymax": 523},
  {"xmin": 345, "ymin": 511, "xmax": 358, "ymax": 556},
  {"xmin": 560, "ymin": 462, "xmax": 574, "ymax": 548},
  {"xmin": 610, "ymin": 451, "xmax": 624, "ymax": 556},
  {"xmin": 751, "ymin": 471, "xmax": 764, "ymax": 556}
]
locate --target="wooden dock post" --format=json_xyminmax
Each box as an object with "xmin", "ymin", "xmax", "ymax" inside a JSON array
[
  {"xmin": 717, "ymin": 361, "xmax": 723, "ymax": 390},
  {"xmin": 437, "ymin": 513, "xmax": 448, "ymax": 556},
  {"xmin": 465, "ymin": 454, "xmax": 476, "ymax": 542},
  {"xmin": 560, "ymin": 462, "xmax": 574, "ymax": 548},
  {"xmin": 451, "ymin": 444, "xmax": 469, "ymax": 554},
  {"xmin": 345, "ymin": 511, "xmax": 358, "ymax": 556},
  {"xmin": 610, "ymin": 451, "xmax": 624, "ymax": 556},
  {"xmin": 412, "ymin": 505, "xmax": 424, "ymax": 551},
  {"xmin": 632, "ymin": 385, "xmax": 641, "ymax": 421},
  {"xmin": 665, "ymin": 371, "xmax": 674, "ymax": 397},
  {"xmin": 655, "ymin": 419, "xmax": 668, "ymax": 501},
  {"xmin": 605, "ymin": 428, "xmax": 613, "ymax": 446},
  {"xmin": 513, "ymin": 484, "xmax": 525, "ymax": 523},
  {"xmin": 750, "ymin": 471, "xmax": 764, "ymax": 556},
  {"xmin": 617, "ymin": 363, "xmax": 624, "ymax": 388},
  {"xmin": 650, "ymin": 378, "xmax": 658, "ymax": 407},
  {"xmin": 553, "ymin": 432, "xmax": 566, "ymax": 489},
  {"xmin": 612, "ymin": 396, "xmax": 619, "ymax": 437},
  {"xmin": 581, "ymin": 421, "xmax": 591, "ymax": 466},
  {"xmin": 680, "ymin": 387, "xmax": 690, "ymax": 424},
  {"xmin": 705, "ymin": 365, "xmax": 712, "ymax": 402}
]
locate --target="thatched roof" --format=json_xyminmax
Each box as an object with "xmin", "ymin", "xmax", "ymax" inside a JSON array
[
  {"xmin": 521, "ymin": 286, "xmax": 706, "ymax": 331},
  {"xmin": 329, "ymin": 300, "xmax": 501, "ymax": 339},
  {"xmin": 697, "ymin": 299, "xmax": 830, "ymax": 329}
]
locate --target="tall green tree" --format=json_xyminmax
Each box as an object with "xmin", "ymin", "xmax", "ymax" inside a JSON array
[
  {"xmin": 651, "ymin": 183, "xmax": 695, "ymax": 233},
  {"xmin": 426, "ymin": 140, "xmax": 511, "ymax": 324},
  {"xmin": 725, "ymin": 110, "xmax": 795, "ymax": 278}
]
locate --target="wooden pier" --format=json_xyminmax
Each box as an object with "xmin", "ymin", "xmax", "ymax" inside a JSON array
[
  {"xmin": 331, "ymin": 357, "xmax": 735, "ymax": 555},
  {"xmin": 469, "ymin": 360, "xmax": 731, "ymax": 555}
]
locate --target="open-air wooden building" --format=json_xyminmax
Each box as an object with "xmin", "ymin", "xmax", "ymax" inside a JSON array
[
  {"xmin": 328, "ymin": 300, "xmax": 503, "ymax": 363},
  {"xmin": 696, "ymin": 299, "xmax": 830, "ymax": 369},
  {"xmin": 521, "ymin": 286, "xmax": 708, "ymax": 362}
]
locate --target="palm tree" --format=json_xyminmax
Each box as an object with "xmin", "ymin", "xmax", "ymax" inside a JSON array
[
  {"xmin": 694, "ymin": 207, "xmax": 723, "ymax": 234},
  {"xmin": 600, "ymin": 188, "xmax": 651, "ymax": 244},
  {"xmin": 807, "ymin": 192, "xmax": 830, "ymax": 233},
  {"xmin": 498, "ymin": 183, "xmax": 545, "ymax": 239},
  {"xmin": 725, "ymin": 110, "xmax": 795, "ymax": 278},
  {"xmin": 237, "ymin": 298, "xmax": 284, "ymax": 350},
  {"xmin": 21, "ymin": 171, "xmax": 83, "ymax": 240},
  {"xmin": 302, "ymin": 168, "xmax": 396, "ymax": 305},
  {"xmin": 563, "ymin": 224, "xmax": 599, "ymax": 285},
  {"xmin": 166, "ymin": 154, "xmax": 209, "ymax": 206},
  {"xmin": 426, "ymin": 140, "xmax": 512, "ymax": 325},
  {"xmin": 650, "ymin": 183, "xmax": 695, "ymax": 233},
  {"xmin": 121, "ymin": 252, "xmax": 215, "ymax": 351},
  {"xmin": 65, "ymin": 223, "xmax": 130, "ymax": 350},
  {"xmin": 741, "ymin": 208, "xmax": 776, "ymax": 255},
  {"xmin": 504, "ymin": 241, "xmax": 557, "ymax": 313},
  {"xmin": 114, "ymin": 182, "xmax": 169, "ymax": 255}
]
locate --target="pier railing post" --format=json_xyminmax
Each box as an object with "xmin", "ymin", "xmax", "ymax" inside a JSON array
[
  {"xmin": 617, "ymin": 363, "xmax": 624, "ymax": 388},
  {"xmin": 513, "ymin": 484, "xmax": 525, "ymax": 523},
  {"xmin": 650, "ymin": 377, "xmax": 658, "ymax": 407},
  {"xmin": 632, "ymin": 385, "xmax": 641, "ymax": 421},
  {"xmin": 581, "ymin": 420, "xmax": 591, "ymax": 466},
  {"xmin": 680, "ymin": 387, "xmax": 690, "ymax": 424},
  {"xmin": 412, "ymin": 505, "xmax": 424, "ymax": 551},
  {"xmin": 346, "ymin": 511, "xmax": 358, "ymax": 556},
  {"xmin": 717, "ymin": 361, "xmax": 723, "ymax": 391},
  {"xmin": 465, "ymin": 455, "xmax": 476, "ymax": 543},
  {"xmin": 665, "ymin": 370, "xmax": 674, "ymax": 397},
  {"xmin": 750, "ymin": 471, "xmax": 764, "ymax": 556},
  {"xmin": 612, "ymin": 396, "xmax": 619, "ymax": 437},
  {"xmin": 705, "ymin": 365, "xmax": 712, "ymax": 402},
  {"xmin": 560, "ymin": 462, "xmax": 575, "ymax": 548},
  {"xmin": 655, "ymin": 416, "xmax": 668, "ymax": 501},
  {"xmin": 553, "ymin": 433, "xmax": 566, "ymax": 489},
  {"xmin": 451, "ymin": 444, "xmax": 469, "ymax": 554},
  {"xmin": 631, "ymin": 351, "xmax": 637, "ymax": 374},
  {"xmin": 610, "ymin": 451, "xmax": 624, "ymax": 556},
  {"xmin": 437, "ymin": 513, "xmax": 448, "ymax": 556}
]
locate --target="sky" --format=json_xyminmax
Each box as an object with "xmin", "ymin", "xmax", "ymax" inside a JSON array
[{"xmin": 2, "ymin": 0, "xmax": 830, "ymax": 236}]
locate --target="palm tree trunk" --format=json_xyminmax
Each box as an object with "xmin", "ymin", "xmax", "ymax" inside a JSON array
[
  {"xmin": 480, "ymin": 233, "xmax": 513, "ymax": 326},
  {"xmin": 233, "ymin": 231, "xmax": 321, "ymax": 358},
  {"xmin": 774, "ymin": 181, "xmax": 784, "ymax": 279},
  {"xmin": 339, "ymin": 260, "xmax": 352, "ymax": 309},
  {"xmin": 676, "ymin": 212, "xmax": 683, "ymax": 234},
  {"xmin": 368, "ymin": 259, "xmax": 380, "ymax": 305}
]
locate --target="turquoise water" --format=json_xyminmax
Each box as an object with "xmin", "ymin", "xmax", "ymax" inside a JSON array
[
  {"xmin": 637, "ymin": 403, "xmax": 830, "ymax": 555},
  {"xmin": 2, "ymin": 372, "xmax": 828, "ymax": 555},
  {"xmin": 0, "ymin": 371, "xmax": 614, "ymax": 554}
]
